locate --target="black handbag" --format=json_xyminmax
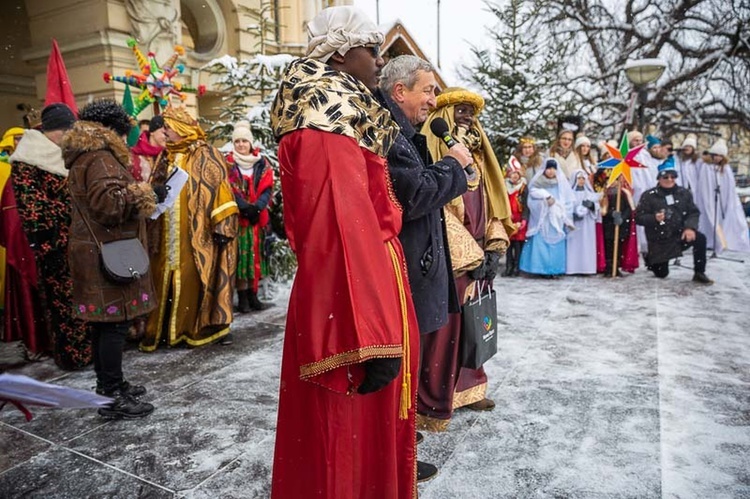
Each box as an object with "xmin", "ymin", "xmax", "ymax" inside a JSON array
[
  {"xmin": 72, "ymin": 198, "xmax": 149, "ymax": 284},
  {"xmin": 460, "ymin": 281, "xmax": 498, "ymax": 369}
]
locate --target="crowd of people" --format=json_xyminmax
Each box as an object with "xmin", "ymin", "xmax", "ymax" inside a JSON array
[
  {"xmin": 509, "ymin": 129, "xmax": 749, "ymax": 281},
  {"xmin": 1, "ymin": 101, "xmax": 274, "ymax": 417},
  {"xmin": 1, "ymin": 4, "xmax": 748, "ymax": 498}
]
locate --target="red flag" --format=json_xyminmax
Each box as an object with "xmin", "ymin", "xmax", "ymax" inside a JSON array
[{"xmin": 44, "ymin": 39, "xmax": 78, "ymax": 116}]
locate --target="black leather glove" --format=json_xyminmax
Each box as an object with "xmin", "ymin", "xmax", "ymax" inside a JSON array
[
  {"xmin": 484, "ymin": 251, "xmax": 501, "ymax": 281},
  {"xmin": 581, "ymin": 199, "xmax": 595, "ymax": 211},
  {"xmin": 357, "ymin": 357, "xmax": 402, "ymax": 394},
  {"xmin": 468, "ymin": 258, "xmax": 487, "ymax": 281},
  {"xmin": 243, "ymin": 204, "xmax": 261, "ymax": 225},
  {"xmin": 153, "ymin": 185, "xmax": 168, "ymax": 203},
  {"xmin": 213, "ymin": 233, "xmax": 232, "ymax": 246},
  {"xmin": 612, "ymin": 211, "xmax": 623, "ymax": 226}
]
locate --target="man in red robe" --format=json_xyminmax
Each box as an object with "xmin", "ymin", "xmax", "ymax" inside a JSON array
[{"xmin": 269, "ymin": 6, "xmax": 420, "ymax": 498}]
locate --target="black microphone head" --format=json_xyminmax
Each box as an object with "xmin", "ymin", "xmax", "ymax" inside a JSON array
[{"xmin": 430, "ymin": 117, "xmax": 450, "ymax": 137}]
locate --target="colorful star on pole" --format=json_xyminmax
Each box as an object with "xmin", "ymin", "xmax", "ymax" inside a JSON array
[
  {"xmin": 597, "ymin": 133, "xmax": 646, "ymax": 187},
  {"xmin": 102, "ymin": 39, "xmax": 206, "ymax": 117}
]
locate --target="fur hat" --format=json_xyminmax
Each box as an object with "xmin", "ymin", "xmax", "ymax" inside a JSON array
[
  {"xmin": 574, "ymin": 135, "xmax": 591, "ymax": 149},
  {"xmin": 80, "ymin": 99, "xmax": 134, "ymax": 137},
  {"xmin": 681, "ymin": 134, "xmax": 697, "ymax": 149},
  {"xmin": 232, "ymin": 121, "xmax": 254, "ymax": 144},
  {"xmin": 707, "ymin": 138, "xmax": 728, "ymax": 157},
  {"xmin": 41, "ymin": 103, "xmax": 76, "ymax": 132}
]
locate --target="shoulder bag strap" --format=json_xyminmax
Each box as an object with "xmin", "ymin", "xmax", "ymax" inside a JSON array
[{"xmin": 70, "ymin": 195, "xmax": 102, "ymax": 250}]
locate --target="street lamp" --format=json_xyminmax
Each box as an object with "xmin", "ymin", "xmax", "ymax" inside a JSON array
[{"xmin": 624, "ymin": 58, "xmax": 666, "ymax": 133}]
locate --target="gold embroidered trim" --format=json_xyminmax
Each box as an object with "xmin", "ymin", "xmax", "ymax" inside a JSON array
[
  {"xmin": 383, "ymin": 158, "xmax": 403, "ymax": 213},
  {"xmin": 299, "ymin": 345, "xmax": 402, "ymax": 379},
  {"xmin": 452, "ymin": 382, "xmax": 487, "ymax": 410},
  {"xmin": 416, "ymin": 413, "xmax": 450, "ymax": 433},
  {"xmin": 211, "ymin": 200, "xmax": 238, "ymax": 220}
]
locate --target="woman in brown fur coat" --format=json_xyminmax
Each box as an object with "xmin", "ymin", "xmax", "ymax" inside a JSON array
[{"xmin": 63, "ymin": 99, "xmax": 163, "ymax": 420}]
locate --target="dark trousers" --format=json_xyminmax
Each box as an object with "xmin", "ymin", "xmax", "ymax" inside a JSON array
[
  {"xmin": 650, "ymin": 231, "xmax": 707, "ymax": 278},
  {"xmin": 505, "ymin": 240, "xmax": 524, "ymax": 274},
  {"xmin": 90, "ymin": 321, "xmax": 131, "ymax": 393}
]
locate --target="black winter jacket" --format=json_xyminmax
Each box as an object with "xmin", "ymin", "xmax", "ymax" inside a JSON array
[
  {"xmin": 636, "ymin": 184, "xmax": 700, "ymax": 264},
  {"xmin": 377, "ymin": 90, "xmax": 468, "ymax": 334}
]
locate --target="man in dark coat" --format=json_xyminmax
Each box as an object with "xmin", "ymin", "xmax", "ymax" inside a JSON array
[
  {"xmin": 377, "ymin": 55, "xmax": 473, "ymax": 481},
  {"xmin": 378, "ymin": 55, "xmax": 472, "ymax": 336},
  {"xmin": 636, "ymin": 157, "xmax": 713, "ymax": 284}
]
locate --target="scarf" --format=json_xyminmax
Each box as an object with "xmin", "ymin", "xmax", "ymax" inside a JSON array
[
  {"xmin": 533, "ymin": 174, "xmax": 559, "ymax": 189},
  {"xmin": 270, "ymin": 58, "xmax": 398, "ymax": 158},
  {"xmin": 131, "ymin": 131, "xmax": 164, "ymax": 181},
  {"xmin": 132, "ymin": 131, "xmax": 163, "ymax": 157},
  {"xmin": 233, "ymin": 149, "xmax": 261, "ymax": 172},
  {"xmin": 9, "ymin": 129, "xmax": 68, "ymax": 177}
]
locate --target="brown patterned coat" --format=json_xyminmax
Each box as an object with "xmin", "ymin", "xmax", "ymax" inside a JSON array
[{"xmin": 62, "ymin": 121, "xmax": 157, "ymax": 323}]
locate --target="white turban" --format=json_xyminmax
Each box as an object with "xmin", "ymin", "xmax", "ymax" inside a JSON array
[{"xmin": 306, "ymin": 6, "xmax": 384, "ymax": 62}]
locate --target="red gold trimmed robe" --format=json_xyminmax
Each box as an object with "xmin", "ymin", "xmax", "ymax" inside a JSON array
[{"xmin": 272, "ymin": 130, "xmax": 419, "ymax": 499}]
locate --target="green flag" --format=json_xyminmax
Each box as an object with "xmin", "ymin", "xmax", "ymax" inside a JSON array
[{"xmin": 122, "ymin": 85, "xmax": 140, "ymax": 147}]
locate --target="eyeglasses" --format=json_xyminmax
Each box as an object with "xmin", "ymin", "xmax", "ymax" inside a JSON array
[
  {"xmin": 361, "ymin": 44, "xmax": 381, "ymax": 58},
  {"xmin": 661, "ymin": 173, "xmax": 677, "ymax": 179}
]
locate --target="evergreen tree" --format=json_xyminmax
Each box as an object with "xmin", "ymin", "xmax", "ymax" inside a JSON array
[
  {"xmin": 201, "ymin": 5, "xmax": 297, "ymax": 283},
  {"xmin": 461, "ymin": 0, "xmax": 567, "ymax": 163}
]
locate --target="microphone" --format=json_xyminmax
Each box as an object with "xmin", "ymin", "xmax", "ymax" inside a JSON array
[{"xmin": 429, "ymin": 118, "xmax": 475, "ymax": 175}]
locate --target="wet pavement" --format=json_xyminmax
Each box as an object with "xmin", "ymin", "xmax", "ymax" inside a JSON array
[{"xmin": 1, "ymin": 251, "xmax": 749, "ymax": 498}]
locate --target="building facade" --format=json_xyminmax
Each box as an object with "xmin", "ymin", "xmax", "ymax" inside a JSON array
[{"xmin": 0, "ymin": 0, "xmax": 352, "ymax": 131}]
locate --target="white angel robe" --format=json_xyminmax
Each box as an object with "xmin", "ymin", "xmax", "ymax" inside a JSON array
[{"xmin": 566, "ymin": 171, "xmax": 601, "ymax": 274}]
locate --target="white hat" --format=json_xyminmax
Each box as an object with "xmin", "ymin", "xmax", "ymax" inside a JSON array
[
  {"xmin": 574, "ymin": 135, "xmax": 591, "ymax": 149},
  {"xmin": 306, "ymin": 6, "xmax": 383, "ymax": 62},
  {"xmin": 232, "ymin": 121, "xmax": 254, "ymax": 144},
  {"xmin": 707, "ymin": 138, "xmax": 728, "ymax": 157},
  {"xmin": 627, "ymin": 130, "xmax": 643, "ymax": 143},
  {"xmin": 681, "ymin": 133, "xmax": 697, "ymax": 149}
]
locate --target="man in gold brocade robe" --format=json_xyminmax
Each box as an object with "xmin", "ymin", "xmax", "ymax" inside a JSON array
[
  {"xmin": 417, "ymin": 88, "xmax": 514, "ymax": 431},
  {"xmin": 140, "ymin": 106, "xmax": 239, "ymax": 351}
]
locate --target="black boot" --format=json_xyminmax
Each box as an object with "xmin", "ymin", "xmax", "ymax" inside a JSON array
[
  {"xmin": 417, "ymin": 461, "xmax": 438, "ymax": 483},
  {"xmin": 503, "ymin": 244, "xmax": 516, "ymax": 277},
  {"xmin": 692, "ymin": 272, "xmax": 714, "ymax": 285},
  {"xmin": 511, "ymin": 241, "xmax": 523, "ymax": 276},
  {"xmin": 96, "ymin": 380, "xmax": 146, "ymax": 398},
  {"xmin": 237, "ymin": 290, "xmax": 251, "ymax": 314},
  {"xmin": 98, "ymin": 390, "xmax": 154, "ymax": 420},
  {"xmin": 502, "ymin": 262, "xmax": 513, "ymax": 277},
  {"xmin": 249, "ymin": 291, "xmax": 272, "ymax": 311}
]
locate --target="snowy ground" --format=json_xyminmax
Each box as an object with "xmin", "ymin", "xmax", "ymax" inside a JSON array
[{"xmin": 1, "ymin": 251, "xmax": 749, "ymax": 498}]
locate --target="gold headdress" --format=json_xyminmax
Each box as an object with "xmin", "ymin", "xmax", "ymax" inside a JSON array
[{"xmin": 435, "ymin": 87, "xmax": 485, "ymax": 115}]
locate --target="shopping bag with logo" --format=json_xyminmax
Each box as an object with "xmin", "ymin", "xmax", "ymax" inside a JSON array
[{"xmin": 460, "ymin": 281, "xmax": 498, "ymax": 369}]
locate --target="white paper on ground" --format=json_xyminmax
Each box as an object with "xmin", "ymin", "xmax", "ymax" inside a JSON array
[{"xmin": 0, "ymin": 374, "xmax": 112, "ymax": 408}]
